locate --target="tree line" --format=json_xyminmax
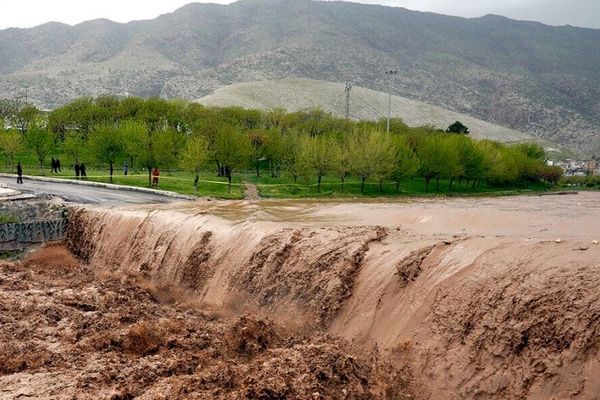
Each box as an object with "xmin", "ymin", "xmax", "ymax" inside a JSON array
[{"xmin": 0, "ymin": 97, "xmax": 562, "ymax": 193}]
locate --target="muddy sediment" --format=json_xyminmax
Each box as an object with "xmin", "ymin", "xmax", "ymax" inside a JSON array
[{"xmin": 3, "ymin": 193, "xmax": 600, "ymax": 399}]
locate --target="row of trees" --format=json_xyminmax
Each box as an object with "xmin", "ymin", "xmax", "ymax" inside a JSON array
[{"xmin": 0, "ymin": 97, "xmax": 562, "ymax": 193}]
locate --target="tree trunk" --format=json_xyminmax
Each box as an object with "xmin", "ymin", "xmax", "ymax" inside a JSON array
[
  {"xmin": 194, "ymin": 168, "xmax": 199, "ymax": 194},
  {"xmin": 396, "ymin": 180, "xmax": 400, "ymax": 193},
  {"xmin": 449, "ymin": 178, "xmax": 454, "ymax": 191},
  {"xmin": 425, "ymin": 177, "xmax": 430, "ymax": 192},
  {"xmin": 256, "ymin": 157, "xmax": 260, "ymax": 177},
  {"xmin": 471, "ymin": 179, "xmax": 476, "ymax": 189},
  {"xmin": 341, "ymin": 176, "xmax": 345, "ymax": 193},
  {"xmin": 109, "ymin": 160, "xmax": 114, "ymax": 183},
  {"xmin": 317, "ymin": 175, "xmax": 322, "ymax": 193},
  {"xmin": 148, "ymin": 167, "xmax": 152, "ymax": 188},
  {"xmin": 227, "ymin": 174, "xmax": 232, "ymax": 193},
  {"xmin": 361, "ymin": 177, "xmax": 366, "ymax": 193}
]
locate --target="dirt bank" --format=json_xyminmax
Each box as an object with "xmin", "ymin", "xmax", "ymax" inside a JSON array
[{"xmin": 5, "ymin": 193, "xmax": 600, "ymax": 398}]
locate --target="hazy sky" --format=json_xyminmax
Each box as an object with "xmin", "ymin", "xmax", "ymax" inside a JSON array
[{"xmin": 0, "ymin": 0, "xmax": 598, "ymax": 30}]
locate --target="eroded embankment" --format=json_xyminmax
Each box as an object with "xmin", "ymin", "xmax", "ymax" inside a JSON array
[{"xmin": 64, "ymin": 204, "xmax": 600, "ymax": 399}]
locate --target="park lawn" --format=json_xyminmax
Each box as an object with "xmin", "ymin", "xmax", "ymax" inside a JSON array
[
  {"xmin": 2, "ymin": 152, "xmax": 555, "ymax": 200},
  {"xmin": 250, "ymin": 173, "xmax": 553, "ymax": 198}
]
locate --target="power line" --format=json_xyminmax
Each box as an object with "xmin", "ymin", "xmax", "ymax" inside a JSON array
[
  {"xmin": 344, "ymin": 81, "xmax": 352, "ymax": 119},
  {"xmin": 385, "ymin": 70, "xmax": 397, "ymax": 133}
]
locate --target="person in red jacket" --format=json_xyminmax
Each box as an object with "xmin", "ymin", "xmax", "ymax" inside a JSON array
[{"xmin": 151, "ymin": 167, "xmax": 160, "ymax": 187}]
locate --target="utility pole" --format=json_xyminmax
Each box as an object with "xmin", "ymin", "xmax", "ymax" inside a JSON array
[
  {"xmin": 344, "ymin": 80, "xmax": 352, "ymax": 119},
  {"xmin": 385, "ymin": 70, "xmax": 397, "ymax": 133}
]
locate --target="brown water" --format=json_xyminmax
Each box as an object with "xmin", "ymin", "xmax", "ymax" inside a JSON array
[{"xmin": 62, "ymin": 192, "xmax": 600, "ymax": 399}]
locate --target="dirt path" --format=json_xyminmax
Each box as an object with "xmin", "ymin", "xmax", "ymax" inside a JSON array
[{"xmin": 243, "ymin": 182, "xmax": 260, "ymax": 200}]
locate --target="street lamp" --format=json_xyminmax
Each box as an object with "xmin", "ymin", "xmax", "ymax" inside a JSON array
[{"xmin": 385, "ymin": 70, "xmax": 397, "ymax": 133}]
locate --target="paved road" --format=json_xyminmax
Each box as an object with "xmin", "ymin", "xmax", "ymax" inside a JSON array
[{"xmin": 0, "ymin": 176, "xmax": 185, "ymax": 205}]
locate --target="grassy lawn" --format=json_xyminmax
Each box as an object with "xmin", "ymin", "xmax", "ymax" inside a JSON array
[
  {"xmin": 3, "ymin": 153, "xmax": 557, "ymax": 200},
  {"xmin": 250, "ymin": 173, "xmax": 554, "ymax": 199}
]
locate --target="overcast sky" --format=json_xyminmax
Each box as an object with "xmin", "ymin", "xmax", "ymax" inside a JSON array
[{"xmin": 0, "ymin": 0, "xmax": 598, "ymax": 30}]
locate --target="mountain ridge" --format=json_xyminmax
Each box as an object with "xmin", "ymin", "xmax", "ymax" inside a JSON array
[{"xmin": 0, "ymin": 0, "xmax": 598, "ymax": 154}]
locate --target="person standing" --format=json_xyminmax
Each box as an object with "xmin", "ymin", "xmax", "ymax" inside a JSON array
[
  {"xmin": 74, "ymin": 162, "xmax": 80, "ymax": 180},
  {"xmin": 56, "ymin": 158, "xmax": 62, "ymax": 172},
  {"xmin": 51, "ymin": 157, "xmax": 56, "ymax": 173},
  {"xmin": 123, "ymin": 162, "xmax": 129, "ymax": 176},
  {"xmin": 151, "ymin": 167, "xmax": 160, "ymax": 187},
  {"xmin": 16, "ymin": 162, "xmax": 23, "ymax": 184},
  {"xmin": 80, "ymin": 163, "xmax": 87, "ymax": 180}
]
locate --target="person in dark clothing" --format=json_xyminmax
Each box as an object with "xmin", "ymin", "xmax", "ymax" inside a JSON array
[
  {"xmin": 123, "ymin": 162, "xmax": 128, "ymax": 176},
  {"xmin": 56, "ymin": 158, "xmax": 61, "ymax": 172},
  {"xmin": 80, "ymin": 163, "xmax": 87, "ymax": 180},
  {"xmin": 16, "ymin": 162, "xmax": 23, "ymax": 184},
  {"xmin": 51, "ymin": 157, "xmax": 56, "ymax": 173},
  {"xmin": 74, "ymin": 162, "xmax": 80, "ymax": 180}
]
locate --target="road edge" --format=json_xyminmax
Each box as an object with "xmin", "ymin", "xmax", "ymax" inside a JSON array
[{"xmin": 0, "ymin": 173, "xmax": 196, "ymax": 200}]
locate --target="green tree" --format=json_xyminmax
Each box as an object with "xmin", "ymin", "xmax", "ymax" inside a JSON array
[
  {"xmin": 25, "ymin": 120, "xmax": 53, "ymax": 172},
  {"xmin": 15, "ymin": 104, "xmax": 40, "ymax": 135},
  {"xmin": 418, "ymin": 135, "xmax": 460, "ymax": 191},
  {"xmin": 391, "ymin": 136, "xmax": 420, "ymax": 192},
  {"xmin": 88, "ymin": 124, "xmax": 125, "ymax": 182},
  {"xmin": 371, "ymin": 134, "xmax": 397, "ymax": 193},
  {"xmin": 155, "ymin": 128, "xmax": 186, "ymax": 174},
  {"xmin": 122, "ymin": 120, "xmax": 156, "ymax": 186},
  {"xmin": 282, "ymin": 133, "xmax": 305, "ymax": 191},
  {"xmin": 446, "ymin": 121, "xmax": 469, "ymax": 135},
  {"xmin": 452, "ymin": 137, "xmax": 485, "ymax": 189},
  {"xmin": 264, "ymin": 129, "xmax": 284, "ymax": 177},
  {"xmin": 348, "ymin": 130, "xmax": 396, "ymax": 193},
  {"xmin": 331, "ymin": 140, "xmax": 350, "ymax": 192},
  {"xmin": 180, "ymin": 135, "xmax": 208, "ymax": 194},
  {"xmin": 214, "ymin": 125, "xmax": 251, "ymax": 193},
  {"xmin": 0, "ymin": 128, "xmax": 23, "ymax": 172},
  {"xmin": 62, "ymin": 131, "xmax": 87, "ymax": 164},
  {"xmin": 249, "ymin": 129, "xmax": 267, "ymax": 177},
  {"xmin": 305, "ymin": 135, "xmax": 336, "ymax": 192}
]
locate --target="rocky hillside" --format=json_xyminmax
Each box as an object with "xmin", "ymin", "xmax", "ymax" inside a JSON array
[{"xmin": 0, "ymin": 0, "xmax": 598, "ymax": 154}]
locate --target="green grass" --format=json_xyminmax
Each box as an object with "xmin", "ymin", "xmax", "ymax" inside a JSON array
[
  {"xmin": 3, "ymin": 153, "xmax": 557, "ymax": 200},
  {"xmin": 249, "ymin": 173, "xmax": 554, "ymax": 199},
  {"xmin": 0, "ymin": 213, "xmax": 20, "ymax": 224}
]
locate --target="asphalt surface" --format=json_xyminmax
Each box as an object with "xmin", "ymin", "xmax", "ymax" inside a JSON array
[{"xmin": 0, "ymin": 176, "xmax": 184, "ymax": 205}]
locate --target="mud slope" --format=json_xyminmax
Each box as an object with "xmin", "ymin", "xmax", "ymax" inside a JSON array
[{"xmin": 65, "ymin": 194, "xmax": 600, "ymax": 399}]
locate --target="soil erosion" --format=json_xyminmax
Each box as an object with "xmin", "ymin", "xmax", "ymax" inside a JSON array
[{"xmin": 2, "ymin": 193, "xmax": 600, "ymax": 399}]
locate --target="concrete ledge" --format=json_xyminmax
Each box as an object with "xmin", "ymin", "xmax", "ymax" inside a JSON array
[{"xmin": 0, "ymin": 173, "xmax": 195, "ymax": 200}]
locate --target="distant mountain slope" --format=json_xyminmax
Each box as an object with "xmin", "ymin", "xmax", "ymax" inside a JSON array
[
  {"xmin": 199, "ymin": 78, "xmax": 537, "ymax": 143},
  {"xmin": 0, "ymin": 0, "xmax": 598, "ymax": 154}
]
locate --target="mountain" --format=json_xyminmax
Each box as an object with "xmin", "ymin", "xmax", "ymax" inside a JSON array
[{"xmin": 0, "ymin": 0, "xmax": 598, "ymax": 155}]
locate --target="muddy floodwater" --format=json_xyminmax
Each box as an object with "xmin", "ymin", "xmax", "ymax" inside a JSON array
[{"xmin": 2, "ymin": 192, "xmax": 600, "ymax": 399}]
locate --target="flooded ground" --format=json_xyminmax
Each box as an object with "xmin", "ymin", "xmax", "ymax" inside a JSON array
[{"xmin": 2, "ymin": 192, "xmax": 600, "ymax": 399}]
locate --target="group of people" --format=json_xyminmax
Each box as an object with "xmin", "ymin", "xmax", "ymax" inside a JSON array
[
  {"xmin": 74, "ymin": 162, "xmax": 87, "ymax": 180},
  {"xmin": 14, "ymin": 160, "xmax": 162, "ymax": 187},
  {"xmin": 50, "ymin": 157, "xmax": 62, "ymax": 173}
]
